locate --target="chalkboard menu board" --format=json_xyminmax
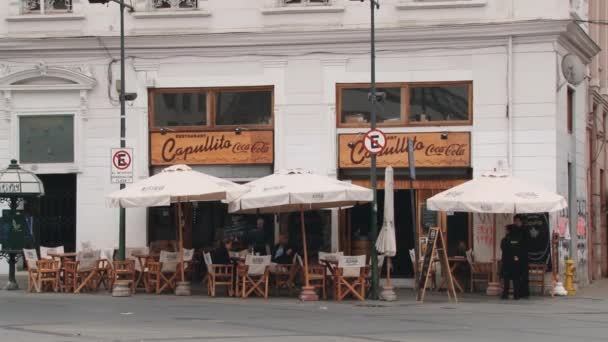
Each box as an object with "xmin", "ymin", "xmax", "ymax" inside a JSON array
[
  {"xmin": 418, "ymin": 227, "xmax": 438, "ymax": 290},
  {"xmin": 520, "ymin": 213, "xmax": 551, "ymax": 270},
  {"xmin": 420, "ymin": 203, "xmax": 439, "ymax": 229}
]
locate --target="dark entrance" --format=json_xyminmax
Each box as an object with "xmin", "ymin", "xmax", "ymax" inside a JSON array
[{"xmin": 35, "ymin": 174, "xmax": 77, "ymax": 252}]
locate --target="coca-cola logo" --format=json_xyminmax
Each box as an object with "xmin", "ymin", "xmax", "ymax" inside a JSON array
[
  {"xmin": 347, "ymin": 134, "xmax": 467, "ymax": 165},
  {"xmin": 160, "ymin": 133, "xmax": 271, "ymax": 163}
]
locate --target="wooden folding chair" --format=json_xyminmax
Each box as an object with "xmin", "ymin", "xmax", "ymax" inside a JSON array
[
  {"xmin": 242, "ymin": 255, "xmax": 271, "ymax": 299},
  {"xmin": 147, "ymin": 250, "xmax": 179, "ymax": 294},
  {"xmin": 112, "ymin": 260, "xmax": 136, "ymax": 294},
  {"xmin": 23, "ymin": 249, "xmax": 40, "ymax": 293},
  {"xmin": 335, "ymin": 255, "xmax": 367, "ymax": 301},
  {"xmin": 297, "ymin": 254, "xmax": 327, "ymax": 299},
  {"xmin": 203, "ymin": 252, "xmax": 234, "ymax": 297},
  {"xmin": 96, "ymin": 249, "xmax": 115, "ymax": 291},
  {"xmin": 529, "ymin": 263, "xmax": 548, "ymax": 295},
  {"xmin": 71, "ymin": 250, "xmax": 102, "ymax": 293},
  {"xmin": 271, "ymin": 255, "xmax": 299, "ymax": 296},
  {"xmin": 34, "ymin": 260, "xmax": 61, "ymax": 293},
  {"xmin": 126, "ymin": 247, "xmax": 149, "ymax": 291},
  {"xmin": 40, "ymin": 246, "xmax": 65, "ymax": 263},
  {"xmin": 466, "ymin": 250, "xmax": 492, "ymax": 293}
]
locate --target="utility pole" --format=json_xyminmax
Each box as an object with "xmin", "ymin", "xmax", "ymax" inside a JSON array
[
  {"xmin": 89, "ymin": 0, "xmax": 134, "ymax": 261},
  {"xmin": 352, "ymin": 0, "xmax": 381, "ymax": 300}
]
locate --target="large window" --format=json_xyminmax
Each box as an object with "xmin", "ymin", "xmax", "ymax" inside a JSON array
[
  {"xmin": 216, "ymin": 90, "xmax": 272, "ymax": 126},
  {"xmin": 337, "ymin": 82, "xmax": 472, "ymax": 127},
  {"xmin": 23, "ymin": 0, "xmax": 72, "ymax": 14},
  {"xmin": 19, "ymin": 115, "xmax": 74, "ymax": 163},
  {"xmin": 150, "ymin": 86, "xmax": 274, "ymax": 130}
]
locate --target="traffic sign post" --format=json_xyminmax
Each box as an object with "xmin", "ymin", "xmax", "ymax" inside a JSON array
[
  {"xmin": 363, "ymin": 129, "xmax": 387, "ymax": 154},
  {"xmin": 111, "ymin": 148, "xmax": 133, "ymax": 184}
]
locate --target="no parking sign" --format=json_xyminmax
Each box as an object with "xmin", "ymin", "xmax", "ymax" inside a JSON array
[
  {"xmin": 111, "ymin": 148, "xmax": 133, "ymax": 184},
  {"xmin": 363, "ymin": 129, "xmax": 387, "ymax": 154}
]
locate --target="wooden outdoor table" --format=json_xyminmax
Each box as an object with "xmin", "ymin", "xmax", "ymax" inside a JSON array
[
  {"xmin": 438, "ymin": 256, "xmax": 466, "ymax": 293},
  {"xmin": 47, "ymin": 252, "xmax": 77, "ymax": 263},
  {"xmin": 132, "ymin": 253, "xmax": 159, "ymax": 291}
]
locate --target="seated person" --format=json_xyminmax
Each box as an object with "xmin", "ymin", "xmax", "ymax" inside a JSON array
[
  {"xmin": 271, "ymin": 234, "xmax": 295, "ymax": 265},
  {"xmin": 212, "ymin": 239, "xmax": 233, "ymax": 265}
]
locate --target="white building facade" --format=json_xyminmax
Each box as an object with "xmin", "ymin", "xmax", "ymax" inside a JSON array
[{"xmin": 0, "ymin": 0, "xmax": 600, "ymax": 286}]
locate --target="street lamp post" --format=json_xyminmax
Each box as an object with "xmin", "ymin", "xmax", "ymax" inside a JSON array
[
  {"xmin": 89, "ymin": 0, "xmax": 134, "ymax": 262},
  {"xmin": 351, "ymin": 0, "xmax": 381, "ymax": 300}
]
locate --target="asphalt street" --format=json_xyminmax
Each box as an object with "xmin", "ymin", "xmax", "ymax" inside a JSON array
[{"xmin": 1, "ymin": 275, "xmax": 607, "ymax": 342}]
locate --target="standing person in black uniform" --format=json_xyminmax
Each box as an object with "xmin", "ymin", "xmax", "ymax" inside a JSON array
[
  {"xmin": 513, "ymin": 214, "xmax": 530, "ymax": 298},
  {"xmin": 501, "ymin": 223, "xmax": 527, "ymax": 299}
]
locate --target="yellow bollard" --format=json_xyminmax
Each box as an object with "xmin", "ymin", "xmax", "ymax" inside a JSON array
[{"xmin": 565, "ymin": 259, "xmax": 576, "ymax": 296}]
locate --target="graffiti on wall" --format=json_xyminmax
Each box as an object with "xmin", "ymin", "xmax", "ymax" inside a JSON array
[{"xmin": 576, "ymin": 199, "xmax": 588, "ymax": 270}]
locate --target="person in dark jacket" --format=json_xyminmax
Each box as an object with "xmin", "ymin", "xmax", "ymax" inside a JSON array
[
  {"xmin": 212, "ymin": 239, "xmax": 233, "ymax": 265},
  {"xmin": 501, "ymin": 223, "xmax": 527, "ymax": 299},
  {"xmin": 513, "ymin": 214, "xmax": 531, "ymax": 298},
  {"xmin": 271, "ymin": 234, "xmax": 295, "ymax": 264}
]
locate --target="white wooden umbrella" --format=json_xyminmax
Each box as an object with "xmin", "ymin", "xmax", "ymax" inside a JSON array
[
  {"xmin": 376, "ymin": 166, "xmax": 397, "ymax": 300},
  {"xmin": 228, "ymin": 169, "xmax": 373, "ymax": 301},
  {"xmin": 106, "ymin": 164, "xmax": 248, "ymax": 281},
  {"xmin": 426, "ymin": 170, "xmax": 567, "ymax": 295}
]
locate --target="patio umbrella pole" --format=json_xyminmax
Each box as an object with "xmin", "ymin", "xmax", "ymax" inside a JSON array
[
  {"xmin": 299, "ymin": 206, "xmax": 318, "ymax": 301},
  {"xmin": 486, "ymin": 214, "xmax": 501, "ymax": 295},
  {"xmin": 175, "ymin": 200, "xmax": 191, "ymax": 296}
]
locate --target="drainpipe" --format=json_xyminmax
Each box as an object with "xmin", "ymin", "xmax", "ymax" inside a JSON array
[{"xmin": 507, "ymin": 36, "xmax": 513, "ymax": 170}]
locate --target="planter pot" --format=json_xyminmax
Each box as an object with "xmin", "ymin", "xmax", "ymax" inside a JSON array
[{"xmin": 175, "ymin": 281, "xmax": 191, "ymax": 296}]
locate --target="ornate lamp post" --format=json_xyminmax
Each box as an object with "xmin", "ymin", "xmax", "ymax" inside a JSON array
[{"xmin": 0, "ymin": 159, "xmax": 45, "ymax": 290}]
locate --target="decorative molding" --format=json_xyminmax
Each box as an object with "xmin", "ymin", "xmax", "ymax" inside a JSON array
[
  {"xmin": 6, "ymin": 14, "xmax": 85, "ymax": 22},
  {"xmin": 79, "ymin": 90, "xmax": 89, "ymax": 121},
  {"xmin": 558, "ymin": 22, "xmax": 601, "ymax": 64},
  {"xmin": 0, "ymin": 64, "xmax": 97, "ymax": 91},
  {"xmin": 0, "ymin": 64, "xmax": 10, "ymax": 77},
  {"xmin": 133, "ymin": 61, "xmax": 160, "ymax": 88},
  {"xmin": 262, "ymin": 59, "xmax": 288, "ymax": 69},
  {"xmin": 1, "ymin": 91, "xmax": 12, "ymax": 122},
  {"xmin": 397, "ymin": 0, "xmax": 487, "ymax": 10},
  {"xmin": 261, "ymin": 6, "xmax": 345, "ymax": 15},
  {"xmin": 321, "ymin": 57, "xmax": 348, "ymax": 67},
  {"xmin": 132, "ymin": 10, "xmax": 211, "ymax": 19}
]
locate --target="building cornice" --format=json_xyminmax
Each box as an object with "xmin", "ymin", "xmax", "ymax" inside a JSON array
[{"xmin": 0, "ymin": 19, "xmax": 593, "ymax": 59}]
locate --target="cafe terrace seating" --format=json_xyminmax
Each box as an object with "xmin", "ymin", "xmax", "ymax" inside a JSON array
[
  {"xmin": 203, "ymin": 252, "xmax": 234, "ymax": 297},
  {"xmin": 466, "ymin": 249, "xmax": 492, "ymax": 293},
  {"xmin": 240, "ymin": 255, "xmax": 271, "ymax": 299},
  {"xmin": 335, "ymin": 255, "xmax": 367, "ymax": 301}
]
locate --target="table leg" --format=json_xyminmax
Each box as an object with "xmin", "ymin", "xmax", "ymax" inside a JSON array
[{"xmin": 3, "ymin": 253, "xmax": 19, "ymax": 290}]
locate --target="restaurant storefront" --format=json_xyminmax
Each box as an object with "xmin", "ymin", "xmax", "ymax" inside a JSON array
[
  {"xmin": 335, "ymin": 82, "xmax": 473, "ymax": 279},
  {"xmin": 145, "ymin": 86, "xmax": 333, "ymax": 257}
]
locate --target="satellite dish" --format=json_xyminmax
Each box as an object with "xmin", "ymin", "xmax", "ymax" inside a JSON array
[{"xmin": 561, "ymin": 54, "xmax": 585, "ymax": 86}]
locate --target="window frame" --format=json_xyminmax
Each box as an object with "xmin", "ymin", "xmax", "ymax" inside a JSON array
[
  {"xmin": 336, "ymin": 81, "xmax": 473, "ymax": 128},
  {"xmin": 18, "ymin": 114, "xmax": 76, "ymax": 164},
  {"xmin": 567, "ymin": 86, "xmax": 574, "ymax": 134},
  {"xmin": 282, "ymin": 0, "xmax": 331, "ymax": 6},
  {"xmin": 22, "ymin": 0, "xmax": 73, "ymax": 15},
  {"xmin": 149, "ymin": 85, "xmax": 274, "ymax": 132}
]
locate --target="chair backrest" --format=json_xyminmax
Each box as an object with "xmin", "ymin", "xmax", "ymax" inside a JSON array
[
  {"xmin": 245, "ymin": 255, "xmax": 271, "ymax": 276},
  {"xmin": 37, "ymin": 259, "xmax": 60, "ymax": 272},
  {"xmin": 40, "ymin": 246, "xmax": 64, "ymax": 260},
  {"xmin": 101, "ymin": 248, "xmax": 115, "ymax": 269},
  {"xmin": 319, "ymin": 251, "xmax": 343, "ymax": 263},
  {"xmin": 159, "ymin": 250, "xmax": 179, "ymax": 272},
  {"xmin": 203, "ymin": 252, "xmax": 213, "ymax": 266},
  {"xmin": 77, "ymin": 250, "xmax": 101, "ymax": 272},
  {"xmin": 23, "ymin": 248, "xmax": 39, "ymax": 270},
  {"xmin": 126, "ymin": 247, "xmax": 149, "ymax": 272},
  {"xmin": 338, "ymin": 255, "xmax": 366, "ymax": 278},
  {"xmin": 295, "ymin": 253, "xmax": 304, "ymax": 267},
  {"xmin": 465, "ymin": 249, "xmax": 474, "ymax": 266},
  {"xmin": 182, "ymin": 248, "xmax": 194, "ymax": 262}
]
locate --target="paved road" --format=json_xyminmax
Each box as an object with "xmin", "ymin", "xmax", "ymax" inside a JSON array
[{"xmin": 1, "ymin": 276, "xmax": 607, "ymax": 342}]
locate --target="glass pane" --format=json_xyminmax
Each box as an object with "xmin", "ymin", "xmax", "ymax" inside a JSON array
[
  {"xmin": 409, "ymin": 84, "xmax": 470, "ymax": 123},
  {"xmin": 216, "ymin": 90, "xmax": 272, "ymax": 126},
  {"xmin": 341, "ymin": 87, "xmax": 401, "ymax": 124},
  {"xmin": 51, "ymin": 0, "xmax": 72, "ymax": 11},
  {"xmin": 153, "ymin": 92, "xmax": 206, "ymax": 127},
  {"xmin": 19, "ymin": 115, "xmax": 74, "ymax": 163}
]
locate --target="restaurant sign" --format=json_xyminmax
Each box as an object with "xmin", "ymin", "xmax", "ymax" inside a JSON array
[
  {"xmin": 339, "ymin": 132, "xmax": 470, "ymax": 168},
  {"xmin": 150, "ymin": 131, "xmax": 273, "ymax": 166}
]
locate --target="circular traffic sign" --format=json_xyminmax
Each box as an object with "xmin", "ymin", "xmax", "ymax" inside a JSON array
[
  {"xmin": 113, "ymin": 150, "xmax": 132, "ymax": 170},
  {"xmin": 363, "ymin": 129, "xmax": 387, "ymax": 154}
]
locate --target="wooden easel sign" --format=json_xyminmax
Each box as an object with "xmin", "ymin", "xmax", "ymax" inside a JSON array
[{"xmin": 416, "ymin": 226, "xmax": 458, "ymax": 303}]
